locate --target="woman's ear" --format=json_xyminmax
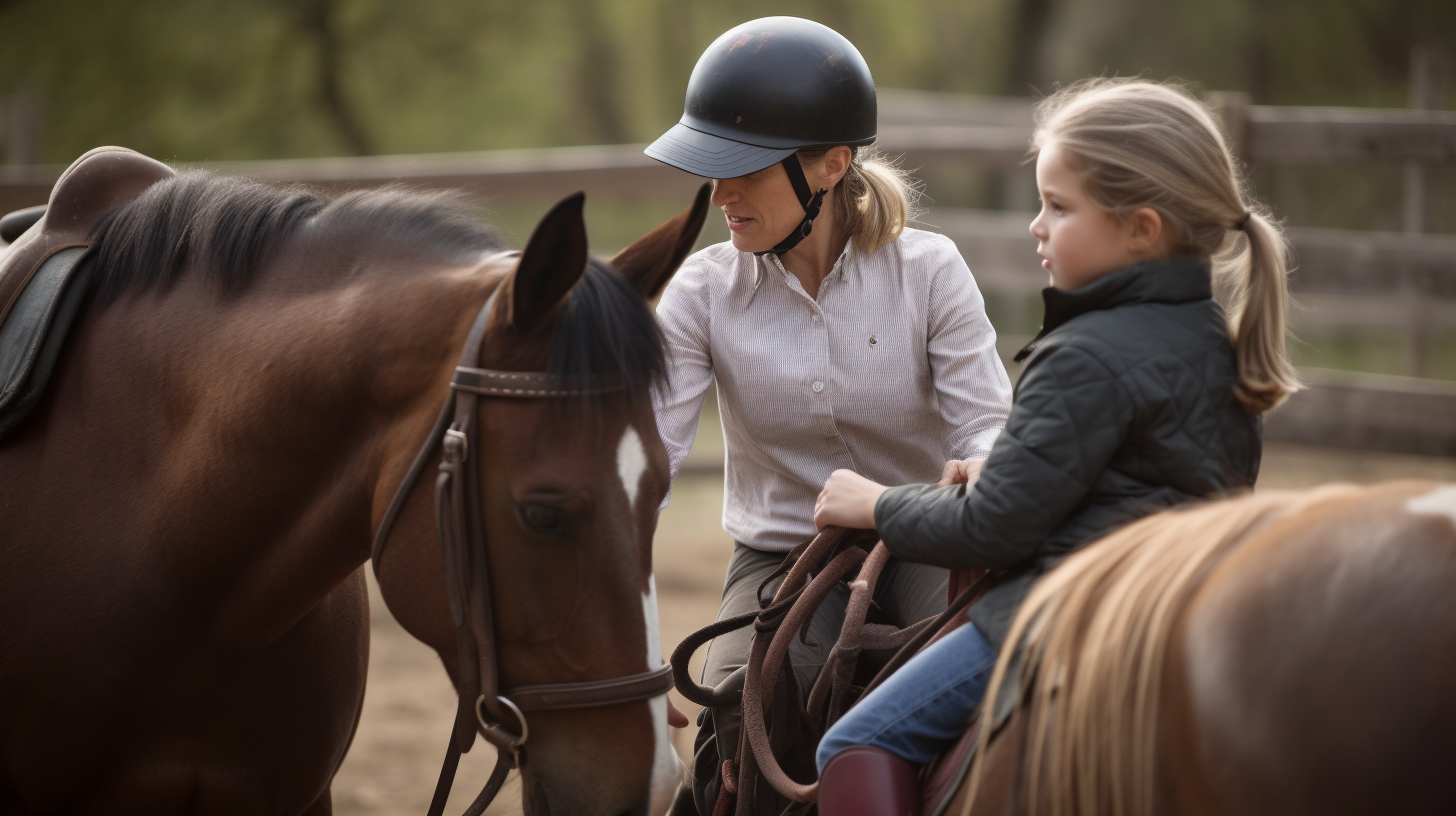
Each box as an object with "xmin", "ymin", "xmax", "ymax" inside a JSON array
[
  {"xmin": 1126, "ymin": 207, "xmax": 1165, "ymax": 255},
  {"xmin": 818, "ymin": 146, "xmax": 854, "ymax": 190}
]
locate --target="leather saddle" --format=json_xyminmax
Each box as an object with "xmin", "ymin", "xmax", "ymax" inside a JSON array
[{"xmin": 0, "ymin": 146, "xmax": 173, "ymax": 441}]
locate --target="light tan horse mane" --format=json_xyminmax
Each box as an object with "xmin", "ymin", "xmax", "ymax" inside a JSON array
[{"xmin": 961, "ymin": 485, "xmax": 1363, "ymax": 816}]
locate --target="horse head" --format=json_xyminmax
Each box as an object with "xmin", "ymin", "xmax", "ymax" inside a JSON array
[{"xmin": 373, "ymin": 185, "xmax": 710, "ymax": 816}]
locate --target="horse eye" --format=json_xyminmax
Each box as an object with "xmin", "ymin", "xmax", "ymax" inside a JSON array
[{"xmin": 522, "ymin": 504, "xmax": 565, "ymax": 532}]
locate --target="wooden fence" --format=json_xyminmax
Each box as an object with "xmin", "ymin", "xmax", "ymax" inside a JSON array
[{"xmin": 2, "ymin": 89, "xmax": 1454, "ymax": 456}]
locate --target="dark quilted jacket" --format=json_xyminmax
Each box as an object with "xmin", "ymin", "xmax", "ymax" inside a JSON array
[{"xmin": 874, "ymin": 256, "xmax": 1261, "ymax": 648}]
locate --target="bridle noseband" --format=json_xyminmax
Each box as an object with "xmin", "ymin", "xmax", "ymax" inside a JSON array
[{"xmin": 372, "ymin": 283, "xmax": 673, "ymax": 816}]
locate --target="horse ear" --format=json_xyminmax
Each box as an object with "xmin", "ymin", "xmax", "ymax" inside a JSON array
[
  {"xmin": 507, "ymin": 192, "xmax": 589, "ymax": 332},
  {"xmin": 610, "ymin": 183, "xmax": 711, "ymax": 300}
]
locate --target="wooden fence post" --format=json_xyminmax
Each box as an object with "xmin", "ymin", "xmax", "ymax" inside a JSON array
[
  {"xmin": 1402, "ymin": 48, "xmax": 1447, "ymax": 377},
  {"xmin": 1405, "ymin": 48, "xmax": 1446, "ymax": 236},
  {"xmin": 1208, "ymin": 91, "xmax": 1251, "ymax": 166}
]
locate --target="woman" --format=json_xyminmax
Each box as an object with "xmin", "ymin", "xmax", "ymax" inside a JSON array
[{"xmin": 645, "ymin": 16, "xmax": 1013, "ymax": 815}]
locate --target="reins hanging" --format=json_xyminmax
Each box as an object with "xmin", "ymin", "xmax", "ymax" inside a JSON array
[{"xmin": 670, "ymin": 526, "xmax": 998, "ymax": 816}]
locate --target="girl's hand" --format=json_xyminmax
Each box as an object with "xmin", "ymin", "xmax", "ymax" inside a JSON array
[
  {"xmin": 938, "ymin": 458, "xmax": 987, "ymax": 488},
  {"xmin": 814, "ymin": 469, "xmax": 888, "ymax": 530}
]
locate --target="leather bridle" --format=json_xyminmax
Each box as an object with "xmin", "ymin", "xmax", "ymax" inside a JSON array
[{"xmin": 371, "ymin": 282, "xmax": 674, "ymax": 816}]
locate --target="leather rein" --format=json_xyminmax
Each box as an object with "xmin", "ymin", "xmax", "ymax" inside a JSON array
[{"xmin": 371, "ymin": 285, "xmax": 674, "ymax": 816}]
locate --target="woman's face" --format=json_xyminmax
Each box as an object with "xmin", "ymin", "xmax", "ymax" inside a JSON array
[{"xmin": 710, "ymin": 148, "xmax": 850, "ymax": 254}]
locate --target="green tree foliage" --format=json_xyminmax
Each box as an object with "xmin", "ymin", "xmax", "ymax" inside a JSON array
[{"xmin": 2, "ymin": 0, "xmax": 1450, "ymax": 164}]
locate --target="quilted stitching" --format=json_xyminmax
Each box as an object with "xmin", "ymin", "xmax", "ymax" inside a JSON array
[{"xmin": 878, "ymin": 258, "xmax": 1262, "ymax": 647}]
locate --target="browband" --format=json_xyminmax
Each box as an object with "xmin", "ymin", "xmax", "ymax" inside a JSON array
[{"xmin": 451, "ymin": 367, "xmax": 623, "ymax": 398}]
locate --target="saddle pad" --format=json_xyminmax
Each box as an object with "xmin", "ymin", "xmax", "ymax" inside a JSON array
[{"xmin": 0, "ymin": 245, "xmax": 95, "ymax": 442}]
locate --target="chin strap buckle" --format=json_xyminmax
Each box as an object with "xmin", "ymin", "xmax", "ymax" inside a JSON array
[{"xmin": 755, "ymin": 153, "xmax": 828, "ymax": 257}]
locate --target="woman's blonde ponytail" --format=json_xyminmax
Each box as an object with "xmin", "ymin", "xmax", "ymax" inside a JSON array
[{"xmin": 801, "ymin": 146, "xmax": 923, "ymax": 255}]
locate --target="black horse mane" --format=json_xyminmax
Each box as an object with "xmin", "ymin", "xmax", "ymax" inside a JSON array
[
  {"xmin": 87, "ymin": 171, "xmax": 664, "ymax": 395},
  {"xmin": 549, "ymin": 259, "xmax": 666, "ymax": 397}
]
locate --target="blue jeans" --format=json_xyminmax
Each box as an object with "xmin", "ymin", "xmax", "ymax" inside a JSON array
[{"xmin": 815, "ymin": 621, "xmax": 997, "ymax": 771}]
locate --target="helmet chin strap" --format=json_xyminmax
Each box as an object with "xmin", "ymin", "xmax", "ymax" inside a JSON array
[{"xmin": 755, "ymin": 153, "xmax": 828, "ymax": 257}]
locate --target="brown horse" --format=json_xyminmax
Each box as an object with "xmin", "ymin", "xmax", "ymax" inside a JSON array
[
  {"xmin": 948, "ymin": 480, "xmax": 1456, "ymax": 816},
  {"xmin": 0, "ymin": 164, "xmax": 709, "ymax": 815}
]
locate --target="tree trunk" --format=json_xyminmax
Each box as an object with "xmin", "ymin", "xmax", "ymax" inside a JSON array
[
  {"xmin": 1003, "ymin": 0, "xmax": 1055, "ymax": 95},
  {"xmin": 571, "ymin": 0, "xmax": 629, "ymax": 145},
  {"xmin": 295, "ymin": 0, "xmax": 372, "ymax": 155}
]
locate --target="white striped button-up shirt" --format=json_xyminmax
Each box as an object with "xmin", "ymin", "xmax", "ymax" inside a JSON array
[{"xmin": 654, "ymin": 228, "xmax": 1013, "ymax": 552}]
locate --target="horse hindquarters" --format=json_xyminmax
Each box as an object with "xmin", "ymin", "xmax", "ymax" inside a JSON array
[{"xmin": 1165, "ymin": 486, "xmax": 1456, "ymax": 816}]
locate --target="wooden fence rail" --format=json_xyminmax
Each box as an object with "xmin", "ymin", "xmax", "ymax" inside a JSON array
[
  {"xmin": 1263, "ymin": 369, "xmax": 1456, "ymax": 457},
  {"xmin": 2, "ymin": 90, "xmax": 1454, "ymax": 456},
  {"xmin": 4, "ymin": 95, "xmax": 1454, "ymax": 209},
  {"xmin": 927, "ymin": 208, "xmax": 1456, "ymax": 304},
  {"xmin": 1242, "ymin": 106, "xmax": 1456, "ymax": 164}
]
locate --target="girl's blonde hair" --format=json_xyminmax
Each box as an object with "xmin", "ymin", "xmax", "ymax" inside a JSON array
[
  {"xmin": 799, "ymin": 146, "xmax": 923, "ymax": 256},
  {"xmin": 1032, "ymin": 78, "xmax": 1301, "ymax": 413}
]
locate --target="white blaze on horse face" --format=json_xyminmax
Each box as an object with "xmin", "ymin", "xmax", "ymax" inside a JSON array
[
  {"xmin": 618, "ymin": 426, "xmax": 649, "ymax": 511},
  {"xmin": 1408, "ymin": 485, "xmax": 1456, "ymax": 528},
  {"xmin": 625, "ymin": 427, "xmax": 675, "ymax": 813},
  {"xmin": 643, "ymin": 575, "xmax": 679, "ymax": 815}
]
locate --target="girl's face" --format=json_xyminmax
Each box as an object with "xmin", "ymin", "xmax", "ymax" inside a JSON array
[{"xmin": 1030, "ymin": 141, "xmax": 1151, "ymax": 291}]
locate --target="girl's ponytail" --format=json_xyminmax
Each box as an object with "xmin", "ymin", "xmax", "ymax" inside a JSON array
[{"xmin": 1228, "ymin": 209, "xmax": 1301, "ymax": 412}]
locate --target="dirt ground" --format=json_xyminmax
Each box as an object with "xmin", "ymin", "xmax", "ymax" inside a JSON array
[{"xmin": 331, "ymin": 441, "xmax": 1456, "ymax": 816}]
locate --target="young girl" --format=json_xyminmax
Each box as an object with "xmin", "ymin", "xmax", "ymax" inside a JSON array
[{"xmin": 809, "ymin": 78, "xmax": 1302, "ymax": 814}]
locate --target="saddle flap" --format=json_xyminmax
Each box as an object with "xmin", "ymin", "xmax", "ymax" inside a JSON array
[{"xmin": 0, "ymin": 247, "xmax": 95, "ymax": 440}]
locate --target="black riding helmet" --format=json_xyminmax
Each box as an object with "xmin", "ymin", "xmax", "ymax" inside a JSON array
[{"xmin": 646, "ymin": 17, "xmax": 877, "ymax": 255}]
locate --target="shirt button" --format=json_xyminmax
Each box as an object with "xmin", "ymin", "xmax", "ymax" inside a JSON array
[
  {"xmin": 812, "ymin": 381, "xmax": 824, "ymax": 393},
  {"xmin": 812, "ymin": 313, "xmax": 821, "ymax": 322}
]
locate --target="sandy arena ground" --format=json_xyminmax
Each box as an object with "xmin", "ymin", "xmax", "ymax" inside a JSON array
[{"xmin": 331, "ymin": 441, "xmax": 1456, "ymax": 815}]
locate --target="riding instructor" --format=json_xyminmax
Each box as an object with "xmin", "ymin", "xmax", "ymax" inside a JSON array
[{"xmin": 645, "ymin": 17, "xmax": 1012, "ymax": 815}]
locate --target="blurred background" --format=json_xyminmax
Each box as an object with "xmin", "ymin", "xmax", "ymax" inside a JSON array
[
  {"xmin": 3, "ymin": 0, "xmax": 1454, "ymax": 378},
  {"xmin": 2, "ymin": 0, "xmax": 1452, "ymax": 159},
  {"xmin": 2, "ymin": 1, "xmax": 1454, "ymax": 814}
]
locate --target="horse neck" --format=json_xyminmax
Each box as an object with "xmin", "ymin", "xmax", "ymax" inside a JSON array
[{"xmin": 92, "ymin": 252, "xmax": 502, "ymax": 648}]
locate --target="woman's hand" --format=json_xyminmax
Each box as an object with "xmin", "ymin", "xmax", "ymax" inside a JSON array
[
  {"xmin": 814, "ymin": 469, "xmax": 888, "ymax": 530},
  {"xmin": 938, "ymin": 458, "xmax": 987, "ymax": 488}
]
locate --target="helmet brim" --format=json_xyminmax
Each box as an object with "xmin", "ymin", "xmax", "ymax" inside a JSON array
[{"xmin": 645, "ymin": 123, "xmax": 798, "ymax": 179}]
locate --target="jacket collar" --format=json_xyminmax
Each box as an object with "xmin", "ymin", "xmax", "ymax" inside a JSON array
[{"xmin": 1015, "ymin": 256, "xmax": 1213, "ymax": 362}]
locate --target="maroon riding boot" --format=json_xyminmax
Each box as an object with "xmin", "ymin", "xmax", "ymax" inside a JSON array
[{"xmin": 818, "ymin": 745, "xmax": 920, "ymax": 816}]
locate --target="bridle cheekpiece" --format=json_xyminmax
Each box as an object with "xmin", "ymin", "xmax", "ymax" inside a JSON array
[{"xmin": 371, "ymin": 284, "xmax": 673, "ymax": 816}]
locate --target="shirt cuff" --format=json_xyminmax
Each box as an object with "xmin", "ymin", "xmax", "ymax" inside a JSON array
[{"xmin": 955, "ymin": 427, "xmax": 1003, "ymax": 461}]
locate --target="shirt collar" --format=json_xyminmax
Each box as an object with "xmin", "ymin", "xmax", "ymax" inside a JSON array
[
  {"xmin": 752, "ymin": 239, "xmax": 855, "ymax": 290},
  {"xmin": 1014, "ymin": 256, "xmax": 1213, "ymax": 361}
]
